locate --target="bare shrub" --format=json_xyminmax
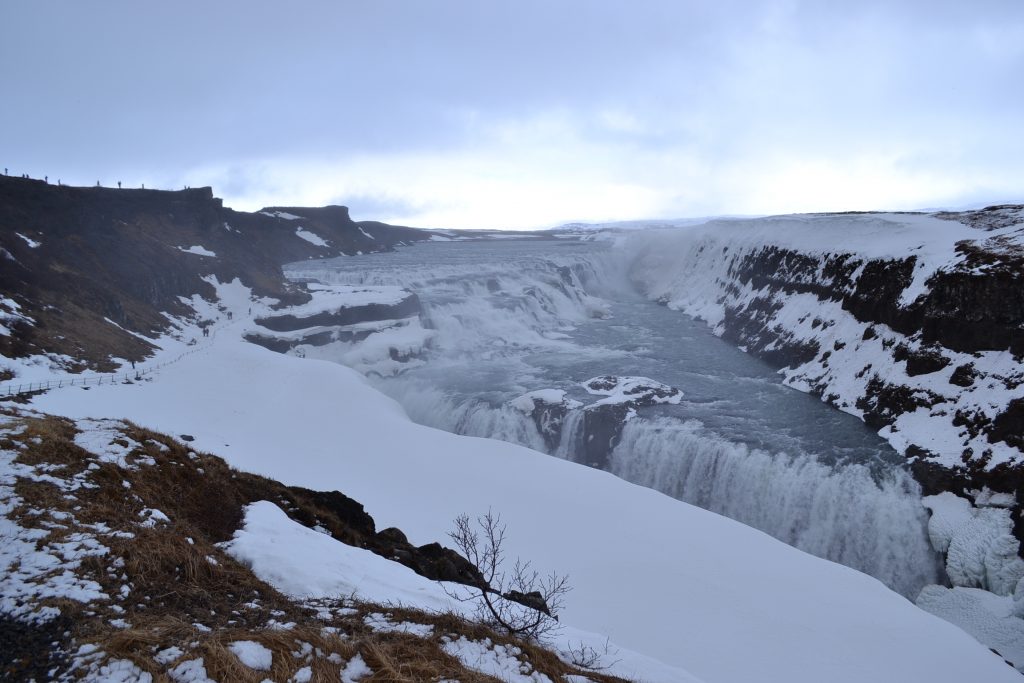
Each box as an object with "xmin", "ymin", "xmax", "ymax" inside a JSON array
[{"xmin": 445, "ymin": 510, "xmax": 570, "ymax": 640}]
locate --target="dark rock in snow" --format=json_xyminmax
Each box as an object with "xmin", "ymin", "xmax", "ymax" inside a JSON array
[{"xmin": 949, "ymin": 363, "xmax": 978, "ymax": 387}]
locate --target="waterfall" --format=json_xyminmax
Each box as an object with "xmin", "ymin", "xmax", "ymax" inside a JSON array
[
  {"xmin": 607, "ymin": 417, "xmax": 943, "ymax": 597},
  {"xmin": 294, "ymin": 239, "xmax": 945, "ymax": 600}
]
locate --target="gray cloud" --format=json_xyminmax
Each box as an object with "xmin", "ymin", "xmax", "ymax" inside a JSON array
[{"xmin": 2, "ymin": 1, "xmax": 1021, "ymax": 226}]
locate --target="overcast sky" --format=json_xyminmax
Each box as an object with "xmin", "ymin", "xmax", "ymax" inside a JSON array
[{"xmin": 2, "ymin": 1, "xmax": 1022, "ymax": 229}]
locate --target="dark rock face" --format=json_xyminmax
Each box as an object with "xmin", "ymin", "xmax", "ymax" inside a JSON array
[
  {"xmin": 0, "ymin": 176, "xmax": 435, "ymax": 370},
  {"xmin": 527, "ymin": 401, "xmax": 572, "ymax": 452},
  {"xmin": 991, "ymin": 399, "xmax": 1024, "ymax": 452},
  {"xmin": 0, "ymin": 614, "xmax": 72, "ymax": 682},
  {"xmin": 527, "ymin": 377, "xmax": 683, "ymax": 469},
  {"xmin": 904, "ymin": 348, "xmax": 952, "ymax": 377},
  {"xmin": 575, "ymin": 403, "xmax": 629, "ymax": 469},
  {"xmin": 855, "ymin": 378, "xmax": 945, "ymax": 430},
  {"xmin": 949, "ymin": 363, "xmax": 978, "ymax": 387},
  {"xmin": 281, "ymin": 485, "xmax": 482, "ymax": 587}
]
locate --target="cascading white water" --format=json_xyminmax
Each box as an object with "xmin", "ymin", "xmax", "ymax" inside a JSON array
[
  {"xmin": 606, "ymin": 417, "xmax": 941, "ymax": 597},
  {"xmin": 289, "ymin": 238, "xmax": 945, "ymax": 599}
]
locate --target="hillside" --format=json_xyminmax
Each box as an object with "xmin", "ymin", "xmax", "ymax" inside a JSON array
[{"xmin": 0, "ymin": 176, "xmax": 434, "ymax": 372}]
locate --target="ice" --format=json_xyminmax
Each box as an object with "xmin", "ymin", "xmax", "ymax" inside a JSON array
[{"xmin": 923, "ymin": 494, "xmax": 1024, "ymax": 595}]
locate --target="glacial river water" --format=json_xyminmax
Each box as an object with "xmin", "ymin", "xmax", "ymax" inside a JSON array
[{"xmin": 290, "ymin": 237, "xmax": 944, "ymax": 598}]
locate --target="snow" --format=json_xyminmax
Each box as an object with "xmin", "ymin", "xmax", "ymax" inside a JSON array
[
  {"xmin": 16, "ymin": 233, "xmax": 40, "ymax": 248},
  {"xmin": 138, "ymin": 507, "xmax": 170, "ymax": 527},
  {"xmin": 340, "ymin": 653, "xmax": 372, "ymax": 682},
  {"xmin": 168, "ymin": 658, "xmax": 215, "ymax": 683},
  {"xmin": 357, "ymin": 226, "xmax": 375, "ymax": 240},
  {"xmin": 0, "ymin": 444, "xmax": 110, "ymax": 623},
  {"xmin": 442, "ymin": 636, "xmax": 552, "ymax": 683},
  {"xmin": 581, "ymin": 375, "xmax": 682, "ymax": 406},
  {"xmin": 154, "ymin": 646, "xmax": 184, "ymax": 665},
  {"xmin": 918, "ymin": 585, "xmax": 1024, "ymax": 670},
  {"xmin": 510, "ymin": 389, "xmax": 583, "ymax": 413},
  {"xmin": 295, "ymin": 227, "xmax": 329, "ymax": 247},
  {"xmin": 271, "ymin": 283, "xmax": 411, "ymax": 317},
  {"xmin": 25, "ymin": 276, "xmax": 1023, "ymax": 683},
  {"xmin": 222, "ymin": 501, "xmax": 460, "ymax": 608},
  {"xmin": 229, "ymin": 640, "xmax": 273, "ymax": 671},
  {"xmin": 363, "ymin": 612, "xmax": 434, "ymax": 636},
  {"xmin": 73, "ymin": 419, "xmax": 143, "ymax": 468},
  {"xmin": 176, "ymin": 245, "xmax": 217, "ymax": 257},
  {"xmin": 78, "ymin": 657, "xmax": 153, "ymax": 683},
  {"xmin": 0, "ymin": 295, "xmax": 34, "ymax": 339},
  {"xmin": 261, "ymin": 210, "xmax": 303, "ymax": 220}
]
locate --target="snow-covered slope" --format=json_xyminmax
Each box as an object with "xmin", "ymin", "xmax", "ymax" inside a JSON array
[{"xmin": 28, "ymin": 279, "xmax": 1021, "ymax": 683}]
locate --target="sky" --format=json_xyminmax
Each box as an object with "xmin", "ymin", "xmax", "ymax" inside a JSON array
[{"xmin": 2, "ymin": 1, "xmax": 1023, "ymax": 229}]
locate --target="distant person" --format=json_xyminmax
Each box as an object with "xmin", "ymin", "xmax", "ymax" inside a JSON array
[
  {"xmin": 118, "ymin": 181, "xmax": 121, "ymax": 189},
  {"xmin": 96, "ymin": 181, "xmax": 100, "ymax": 187},
  {"xmin": 141, "ymin": 183, "xmax": 145, "ymax": 189},
  {"xmin": 44, "ymin": 176, "xmax": 47, "ymax": 183}
]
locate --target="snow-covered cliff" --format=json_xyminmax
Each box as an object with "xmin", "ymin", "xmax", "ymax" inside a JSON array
[{"xmin": 625, "ymin": 207, "xmax": 1024, "ymax": 657}]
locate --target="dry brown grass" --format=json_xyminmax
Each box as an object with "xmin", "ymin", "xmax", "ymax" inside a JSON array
[{"xmin": 1, "ymin": 411, "xmax": 635, "ymax": 682}]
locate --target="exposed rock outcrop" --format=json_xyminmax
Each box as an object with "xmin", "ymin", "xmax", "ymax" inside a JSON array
[{"xmin": 0, "ymin": 176, "xmax": 435, "ymax": 370}]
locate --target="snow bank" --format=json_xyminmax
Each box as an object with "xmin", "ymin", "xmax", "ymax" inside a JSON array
[
  {"xmin": 918, "ymin": 585, "xmax": 1024, "ymax": 671},
  {"xmin": 30, "ymin": 285, "xmax": 1022, "ymax": 683},
  {"xmin": 222, "ymin": 501, "xmax": 457, "ymax": 608}
]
